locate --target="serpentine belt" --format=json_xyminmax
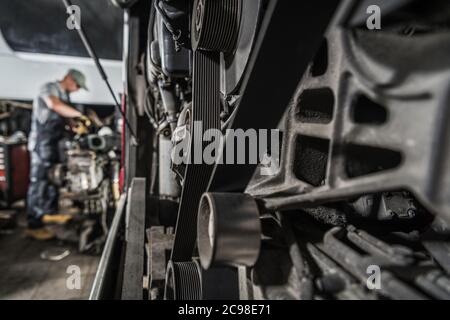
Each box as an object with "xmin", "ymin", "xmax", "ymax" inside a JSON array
[
  {"xmin": 170, "ymin": 0, "xmax": 241, "ymax": 262},
  {"xmin": 170, "ymin": 50, "xmax": 222, "ymax": 262}
]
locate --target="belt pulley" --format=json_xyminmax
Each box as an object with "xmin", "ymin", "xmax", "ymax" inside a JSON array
[
  {"xmin": 164, "ymin": 260, "xmax": 241, "ymax": 300},
  {"xmin": 164, "ymin": 261, "xmax": 202, "ymax": 300},
  {"xmin": 192, "ymin": 0, "xmax": 241, "ymax": 52},
  {"xmin": 197, "ymin": 192, "xmax": 261, "ymax": 270}
]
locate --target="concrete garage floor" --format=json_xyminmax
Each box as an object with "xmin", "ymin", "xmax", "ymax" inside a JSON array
[{"xmin": 0, "ymin": 209, "xmax": 100, "ymax": 300}]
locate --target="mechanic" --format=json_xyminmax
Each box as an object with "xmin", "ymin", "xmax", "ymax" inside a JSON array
[{"xmin": 26, "ymin": 69, "xmax": 89, "ymax": 240}]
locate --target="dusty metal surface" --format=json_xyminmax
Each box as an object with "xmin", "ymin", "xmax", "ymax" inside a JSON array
[{"xmin": 121, "ymin": 178, "xmax": 146, "ymax": 300}]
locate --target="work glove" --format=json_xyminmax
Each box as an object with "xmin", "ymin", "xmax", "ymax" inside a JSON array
[
  {"xmin": 78, "ymin": 115, "xmax": 92, "ymax": 127},
  {"xmin": 72, "ymin": 115, "xmax": 91, "ymax": 135}
]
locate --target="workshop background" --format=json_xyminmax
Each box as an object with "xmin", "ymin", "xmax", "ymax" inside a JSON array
[{"xmin": 0, "ymin": 0, "xmax": 123, "ymax": 299}]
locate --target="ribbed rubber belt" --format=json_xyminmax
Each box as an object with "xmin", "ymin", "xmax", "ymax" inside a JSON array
[{"xmin": 171, "ymin": 50, "xmax": 221, "ymax": 262}]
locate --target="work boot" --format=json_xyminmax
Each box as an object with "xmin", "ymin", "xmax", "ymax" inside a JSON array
[
  {"xmin": 42, "ymin": 214, "xmax": 73, "ymax": 225},
  {"xmin": 25, "ymin": 228, "xmax": 55, "ymax": 241}
]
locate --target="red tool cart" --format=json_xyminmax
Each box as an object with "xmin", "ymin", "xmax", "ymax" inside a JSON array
[{"xmin": 0, "ymin": 140, "xmax": 30, "ymax": 208}]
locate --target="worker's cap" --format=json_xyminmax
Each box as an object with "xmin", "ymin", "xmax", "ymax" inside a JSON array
[{"xmin": 67, "ymin": 69, "xmax": 88, "ymax": 91}]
